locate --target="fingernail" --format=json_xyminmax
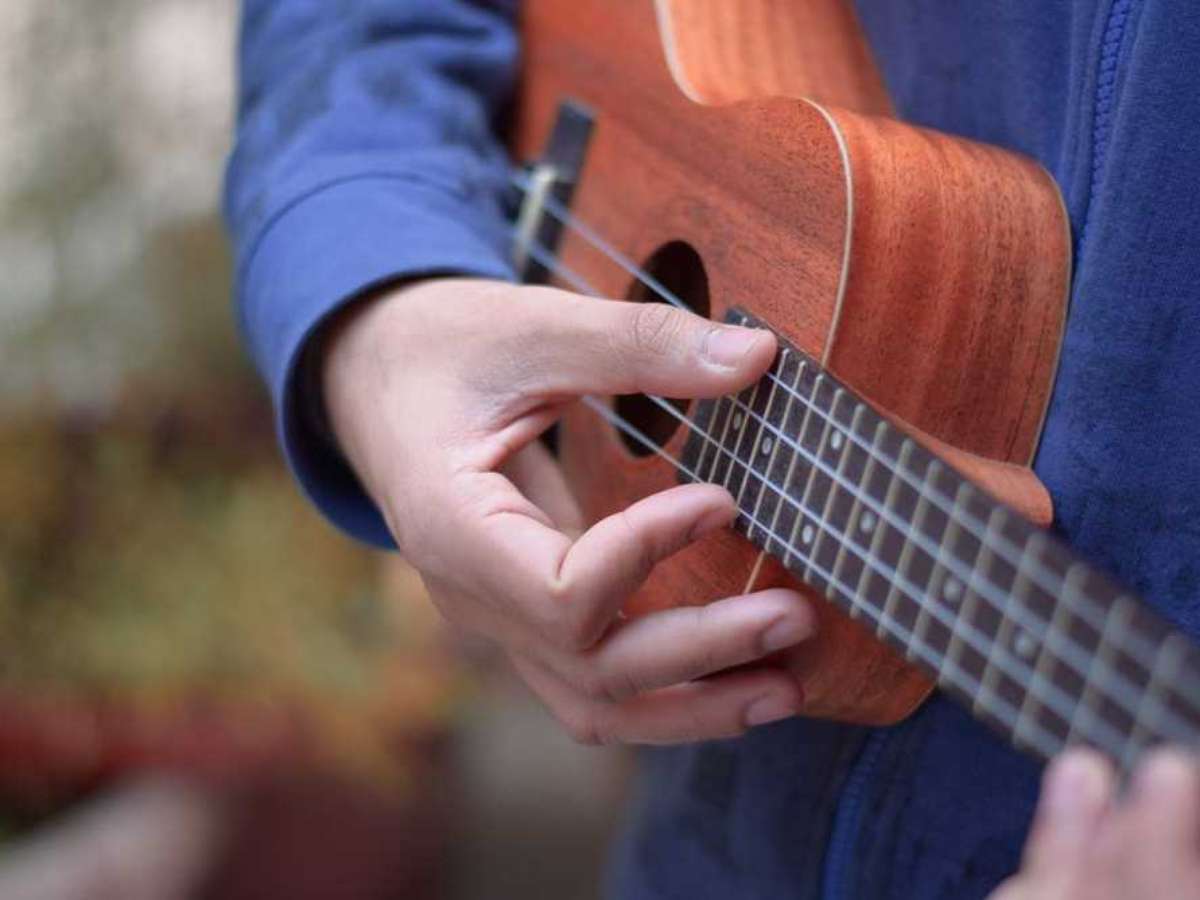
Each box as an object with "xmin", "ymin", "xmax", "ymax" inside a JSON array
[
  {"xmin": 1043, "ymin": 751, "xmax": 1109, "ymax": 829},
  {"xmin": 1133, "ymin": 748, "xmax": 1197, "ymax": 800},
  {"xmin": 744, "ymin": 692, "xmax": 800, "ymax": 728},
  {"xmin": 761, "ymin": 614, "xmax": 812, "ymax": 653},
  {"xmin": 703, "ymin": 326, "xmax": 766, "ymax": 369}
]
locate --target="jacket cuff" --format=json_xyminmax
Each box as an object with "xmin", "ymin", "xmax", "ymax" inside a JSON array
[{"xmin": 238, "ymin": 175, "xmax": 515, "ymax": 548}]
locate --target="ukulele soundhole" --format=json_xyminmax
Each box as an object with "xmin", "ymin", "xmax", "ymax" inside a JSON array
[{"xmin": 616, "ymin": 240, "xmax": 711, "ymax": 457}]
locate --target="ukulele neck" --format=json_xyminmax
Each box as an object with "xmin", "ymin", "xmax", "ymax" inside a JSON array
[{"xmin": 680, "ymin": 308, "xmax": 1200, "ymax": 768}]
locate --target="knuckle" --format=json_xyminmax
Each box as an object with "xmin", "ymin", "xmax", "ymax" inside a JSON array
[
  {"xmin": 681, "ymin": 606, "xmax": 723, "ymax": 674},
  {"xmin": 544, "ymin": 612, "xmax": 596, "ymax": 654},
  {"xmin": 579, "ymin": 672, "xmax": 613, "ymax": 703},
  {"xmin": 541, "ymin": 584, "xmax": 605, "ymax": 653},
  {"xmin": 561, "ymin": 711, "xmax": 605, "ymax": 747},
  {"xmin": 546, "ymin": 608, "xmax": 596, "ymax": 653},
  {"xmin": 618, "ymin": 508, "xmax": 658, "ymax": 576},
  {"xmin": 581, "ymin": 666, "xmax": 640, "ymax": 704},
  {"xmin": 544, "ymin": 573, "xmax": 574, "ymax": 608},
  {"xmin": 628, "ymin": 303, "xmax": 683, "ymax": 357}
]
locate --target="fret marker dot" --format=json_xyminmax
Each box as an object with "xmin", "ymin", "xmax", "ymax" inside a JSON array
[
  {"xmin": 943, "ymin": 578, "xmax": 963, "ymax": 603},
  {"xmin": 859, "ymin": 511, "xmax": 877, "ymax": 534},
  {"xmin": 801, "ymin": 524, "xmax": 815, "ymax": 545},
  {"xmin": 761, "ymin": 437, "xmax": 773, "ymax": 454},
  {"xmin": 830, "ymin": 431, "xmax": 844, "ymax": 450},
  {"xmin": 1014, "ymin": 631, "xmax": 1036, "ymax": 659},
  {"xmin": 733, "ymin": 412, "xmax": 744, "ymax": 430}
]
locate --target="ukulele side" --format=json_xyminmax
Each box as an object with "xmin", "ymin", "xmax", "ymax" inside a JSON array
[{"xmin": 514, "ymin": 0, "xmax": 1069, "ymax": 724}]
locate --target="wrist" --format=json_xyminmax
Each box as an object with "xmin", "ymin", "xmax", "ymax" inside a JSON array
[{"xmin": 317, "ymin": 276, "xmax": 454, "ymax": 503}]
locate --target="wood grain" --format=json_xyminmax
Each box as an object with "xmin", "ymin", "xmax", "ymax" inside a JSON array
[
  {"xmin": 513, "ymin": 0, "xmax": 1070, "ymax": 724},
  {"xmin": 654, "ymin": 0, "xmax": 891, "ymax": 116}
]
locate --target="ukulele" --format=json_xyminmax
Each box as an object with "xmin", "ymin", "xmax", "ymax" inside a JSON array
[{"xmin": 508, "ymin": 0, "xmax": 1200, "ymax": 770}]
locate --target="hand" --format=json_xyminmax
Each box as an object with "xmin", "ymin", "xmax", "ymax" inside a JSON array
[
  {"xmin": 322, "ymin": 278, "xmax": 816, "ymax": 744},
  {"xmin": 991, "ymin": 747, "xmax": 1200, "ymax": 899}
]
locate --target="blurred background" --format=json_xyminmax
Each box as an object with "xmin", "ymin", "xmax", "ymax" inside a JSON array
[{"xmin": 0, "ymin": 2, "xmax": 630, "ymax": 897}]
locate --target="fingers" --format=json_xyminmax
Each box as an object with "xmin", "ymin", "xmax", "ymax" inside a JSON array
[
  {"xmin": 1126, "ymin": 748, "xmax": 1200, "ymax": 854},
  {"xmin": 1101, "ymin": 748, "xmax": 1200, "ymax": 897},
  {"xmin": 513, "ymin": 655, "xmax": 804, "ymax": 745},
  {"xmin": 447, "ymin": 471, "xmax": 740, "ymax": 652},
  {"xmin": 520, "ymin": 289, "xmax": 777, "ymax": 399},
  {"xmin": 499, "ymin": 441, "xmax": 584, "ymax": 535},
  {"xmin": 558, "ymin": 588, "xmax": 816, "ymax": 702},
  {"xmin": 1023, "ymin": 748, "xmax": 1115, "ymax": 877},
  {"xmin": 997, "ymin": 747, "xmax": 1200, "ymax": 900},
  {"xmin": 549, "ymin": 483, "xmax": 736, "ymax": 648}
]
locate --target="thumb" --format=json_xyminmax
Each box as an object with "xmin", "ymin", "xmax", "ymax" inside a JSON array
[{"xmin": 532, "ymin": 290, "xmax": 777, "ymax": 399}]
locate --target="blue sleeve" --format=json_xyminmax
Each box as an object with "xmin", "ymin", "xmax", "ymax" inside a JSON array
[{"xmin": 224, "ymin": 0, "xmax": 518, "ymax": 548}]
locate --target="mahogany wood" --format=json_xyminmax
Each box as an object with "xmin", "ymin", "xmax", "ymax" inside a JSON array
[
  {"xmin": 513, "ymin": 0, "xmax": 1070, "ymax": 724},
  {"xmin": 654, "ymin": 0, "xmax": 892, "ymax": 116}
]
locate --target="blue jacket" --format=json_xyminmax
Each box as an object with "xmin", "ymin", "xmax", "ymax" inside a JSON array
[{"xmin": 225, "ymin": 2, "xmax": 1200, "ymax": 897}]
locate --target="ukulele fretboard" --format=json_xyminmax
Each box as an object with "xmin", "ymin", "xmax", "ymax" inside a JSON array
[{"xmin": 680, "ymin": 308, "xmax": 1200, "ymax": 768}]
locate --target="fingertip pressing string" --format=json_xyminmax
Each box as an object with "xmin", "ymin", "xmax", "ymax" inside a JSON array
[{"xmin": 508, "ymin": 174, "xmax": 1199, "ymax": 763}]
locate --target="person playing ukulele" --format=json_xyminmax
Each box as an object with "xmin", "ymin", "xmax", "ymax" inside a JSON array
[{"xmin": 225, "ymin": 2, "xmax": 1200, "ymax": 896}]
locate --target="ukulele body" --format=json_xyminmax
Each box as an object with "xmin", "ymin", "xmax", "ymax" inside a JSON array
[{"xmin": 513, "ymin": 0, "xmax": 1070, "ymax": 724}]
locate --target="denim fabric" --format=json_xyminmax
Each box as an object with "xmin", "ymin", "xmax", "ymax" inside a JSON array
[{"xmin": 226, "ymin": 2, "xmax": 1200, "ymax": 897}]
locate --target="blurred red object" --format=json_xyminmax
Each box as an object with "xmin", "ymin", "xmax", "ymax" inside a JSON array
[{"xmin": 0, "ymin": 691, "xmax": 313, "ymax": 810}]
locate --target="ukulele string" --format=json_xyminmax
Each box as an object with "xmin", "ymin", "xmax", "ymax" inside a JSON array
[
  {"xmin": 578, "ymin": 366, "xmax": 1066, "ymax": 761},
  {"xmin": 511, "ymin": 173, "xmax": 1088, "ymax": 609},
  {"xmin": 517, "ymin": 235, "xmax": 1178, "ymax": 758},
  {"xmin": 510, "ymin": 171, "xmax": 1187, "ymax": 692}
]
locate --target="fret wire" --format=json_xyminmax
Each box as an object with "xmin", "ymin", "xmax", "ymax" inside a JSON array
[
  {"xmin": 783, "ymin": 374, "xmax": 829, "ymax": 572},
  {"xmin": 512, "ymin": 182, "xmax": 1181, "ymax": 683},
  {"xmin": 827, "ymin": 403, "xmax": 870, "ymax": 610},
  {"xmin": 763, "ymin": 358, "xmax": 809, "ymax": 560},
  {"xmin": 842, "ymin": 413, "xmax": 885, "ymax": 618},
  {"xmin": 694, "ymin": 309, "xmax": 747, "ymax": 485},
  {"xmin": 707, "ymin": 382, "xmax": 1194, "ymax": 743},
  {"xmin": 519, "ymin": 236, "xmax": 1197, "ymax": 748},
  {"xmin": 581, "ymin": 392, "xmax": 1070, "ymax": 762},
  {"xmin": 518, "ymin": 218, "xmax": 1188, "ymax": 704},
  {"xmin": 703, "ymin": 391, "xmax": 741, "ymax": 484},
  {"xmin": 724, "ymin": 379, "xmax": 764, "ymax": 512},
  {"xmin": 987, "ymin": 521, "xmax": 1039, "ymax": 725},
  {"xmin": 1132, "ymin": 633, "xmax": 1190, "ymax": 751},
  {"xmin": 874, "ymin": 438, "xmax": 918, "ymax": 641},
  {"xmin": 800, "ymin": 385, "xmax": 843, "ymax": 585},
  {"xmin": 753, "ymin": 359, "xmax": 802, "ymax": 556},
  {"xmin": 823, "ymin": 571, "xmax": 1063, "ymax": 760},
  {"xmin": 971, "ymin": 507, "xmax": 1012, "ymax": 718},
  {"xmin": 731, "ymin": 420, "xmax": 1131, "ymax": 754},
  {"xmin": 692, "ymin": 395, "xmax": 722, "ymax": 481},
  {"xmin": 793, "ymin": 408, "xmax": 1182, "ymax": 695},
  {"xmin": 744, "ymin": 348, "xmax": 786, "ymax": 542},
  {"xmin": 717, "ymin": 310, "xmax": 762, "ymax": 500},
  {"xmin": 906, "ymin": 461, "xmax": 948, "ymax": 652},
  {"xmin": 1067, "ymin": 590, "xmax": 1129, "ymax": 752},
  {"xmin": 799, "ymin": 521, "xmax": 1063, "ymax": 761},
  {"xmin": 807, "ymin": 389, "xmax": 852, "ymax": 585},
  {"xmin": 590, "ymin": 393, "xmax": 1070, "ymax": 763},
  {"xmin": 697, "ymin": 398, "xmax": 1070, "ymax": 726},
  {"xmin": 1006, "ymin": 530, "xmax": 1046, "ymax": 753},
  {"xmin": 669, "ymin": 344, "xmax": 1199, "ymax": 735},
  {"xmin": 1015, "ymin": 551, "xmax": 1079, "ymax": 752},
  {"xmin": 722, "ymin": 371, "xmax": 1197, "ymax": 704},
  {"xmin": 940, "ymin": 487, "xmax": 988, "ymax": 691}
]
